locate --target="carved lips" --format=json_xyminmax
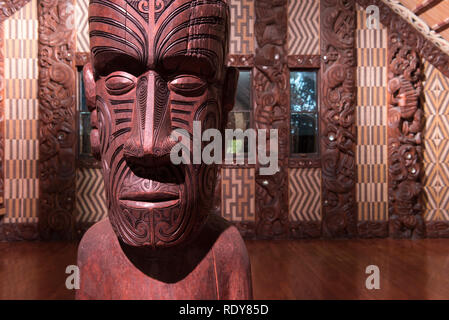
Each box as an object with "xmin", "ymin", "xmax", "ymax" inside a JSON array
[{"xmin": 119, "ymin": 189, "xmax": 180, "ymax": 209}]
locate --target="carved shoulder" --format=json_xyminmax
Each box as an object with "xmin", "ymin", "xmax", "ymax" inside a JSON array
[
  {"xmin": 212, "ymin": 221, "xmax": 253, "ymax": 300},
  {"xmin": 76, "ymin": 219, "xmax": 117, "ymax": 299}
]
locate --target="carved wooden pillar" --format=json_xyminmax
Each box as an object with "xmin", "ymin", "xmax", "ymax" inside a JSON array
[
  {"xmin": 38, "ymin": 0, "xmax": 77, "ymax": 240},
  {"xmin": 387, "ymin": 28, "xmax": 425, "ymax": 239},
  {"xmin": 0, "ymin": 22, "xmax": 4, "ymax": 219},
  {"xmin": 320, "ymin": 0, "xmax": 357, "ymax": 238},
  {"xmin": 253, "ymin": 0, "xmax": 289, "ymax": 239}
]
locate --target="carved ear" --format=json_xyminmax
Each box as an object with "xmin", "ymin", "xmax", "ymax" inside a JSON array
[
  {"xmin": 83, "ymin": 63, "xmax": 101, "ymax": 160},
  {"xmin": 221, "ymin": 66, "xmax": 238, "ymax": 129},
  {"xmin": 83, "ymin": 62, "xmax": 96, "ymax": 111}
]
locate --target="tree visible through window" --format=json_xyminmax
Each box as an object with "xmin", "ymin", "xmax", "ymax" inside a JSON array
[
  {"xmin": 290, "ymin": 70, "xmax": 318, "ymax": 155},
  {"xmin": 226, "ymin": 70, "xmax": 252, "ymax": 157}
]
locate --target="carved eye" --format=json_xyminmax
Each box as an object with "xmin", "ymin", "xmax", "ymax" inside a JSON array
[
  {"xmin": 105, "ymin": 72, "xmax": 136, "ymax": 95},
  {"xmin": 168, "ymin": 75, "xmax": 207, "ymax": 97}
]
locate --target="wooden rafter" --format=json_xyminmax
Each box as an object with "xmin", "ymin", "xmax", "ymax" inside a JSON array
[
  {"xmin": 432, "ymin": 17, "xmax": 449, "ymax": 33},
  {"xmin": 413, "ymin": 0, "xmax": 443, "ymax": 15}
]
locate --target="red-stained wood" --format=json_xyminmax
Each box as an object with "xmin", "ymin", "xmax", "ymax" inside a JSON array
[
  {"xmin": 77, "ymin": 0, "xmax": 252, "ymax": 299},
  {"xmin": 387, "ymin": 9, "xmax": 425, "ymax": 239},
  {"xmin": 432, "ymin": 18, "xmax": 449, "ymax": 33},
  {"xmin": 253, "ymin": 0, "xmax": 290, "ymax": 239},
  {"xmin": 77, "ymin": 217, "xmax": 252, "ymax": 300},
  {"xmin": 247, "ymin": 238, "xmax": 449, "ymax": 299},
  {"xmin": 413, "ymin": 0, "xmax": 443, "ymax": 15},
  {"xmin": 320, "ymin": 0, "xmax": 357, "ymax": 238},
  {"xmin": 0, "ymin": 242, "xmax": 77, "ymax": 300},
  {"xmin": 3, "ymin": 239, "xmax": 449, "ymax": 299},
  {"xmin": 37, "ymin": 0, "xmax": 77, "ymax": 240}
]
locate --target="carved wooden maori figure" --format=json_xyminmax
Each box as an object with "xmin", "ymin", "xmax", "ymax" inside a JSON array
[
  {"xmin": 77, "ymin": 0, "xmax": 252, "ymax": 299},
  {"xmin": 253, "ymin": 0, "xmax": 289, "ymax": 239},
  {"xmin": 387, "ymin": 32, "xmax": 425, "ymax": 239},
  {"xmin": 37, "ymin": 0, "xmax": 77, "ymax": 240},
  {"xmin": 320, "ymin": 0, "xmax": 357, "ymax": 238}
]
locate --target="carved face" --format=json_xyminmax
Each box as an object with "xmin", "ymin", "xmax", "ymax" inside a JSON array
[{"xmin": 84, "ymin": 0, "xmax": 237, "ymax": 247}]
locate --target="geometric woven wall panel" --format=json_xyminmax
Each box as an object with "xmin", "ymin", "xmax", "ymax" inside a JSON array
[
  {"xmin": 75, "ymin": 168, "xmax": 107, "ymax": 223},
  {"xmin": 358, "ymin": 202, "xmax": 388, "ymax": 221},
  {"xmin": 355, "ymin": 4, "xmax": 388, "ymax": 222},
  {"xmin": 423, "ymin": 187, "xmax": 449, "ymax": 221},
  {"xmin": 229, "ymin": 0, "xmax": 254, "ymax": 54},
  {"xmin": 288, "ymin": 0, "xmax": 319, "ymax": 55},
  {"xmin": 288, "ymin": 168, "xmax": 321, "ymax": 222},
  {"xmin": 3, "ymin": 0, "xmax": 38, "ymax": 223},
  {"xmin": 423, "ymin": 61, "xmax": 449, "ymax": 221},
  {"xmin": 221, "ymin": 168, "xmax": 255, "ymax": 222},
  {"xmin": 75, "ymin": 0, "xmax": 89, "ymax": 52}
]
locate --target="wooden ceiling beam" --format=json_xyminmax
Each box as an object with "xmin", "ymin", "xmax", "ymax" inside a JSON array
[
  {"xmin": 432, "ymin": 17, "xmax": 449, "ymax": 33},
  {"xmin": 413, "ymin": 0, "xmax": 444, "ymax": 15}
]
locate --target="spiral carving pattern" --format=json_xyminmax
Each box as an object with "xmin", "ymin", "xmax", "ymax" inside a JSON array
[
  {"xmin": 320, "ymin": 0, "xmax": 357, "ymax": 238},
  {"xmin": 387, "ymin": 30, "xmax": 425, "ymax": 239},
  {"xmin": 37, "ymin": 0, "xmax": 77, "ymax": 239},
  {"xmin": 253, "ymin": 0, "xmax": 289, "ymax": 239}
]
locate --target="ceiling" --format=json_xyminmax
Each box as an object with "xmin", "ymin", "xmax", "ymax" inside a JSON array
[{"xmin": 398, "ymin": 0, "xmax": 449, "ymax": 42}]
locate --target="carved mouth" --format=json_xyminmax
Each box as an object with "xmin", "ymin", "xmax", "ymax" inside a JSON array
[{"xmin": 119, "ymin": 191, "xmax": 180, "ymax": 208}]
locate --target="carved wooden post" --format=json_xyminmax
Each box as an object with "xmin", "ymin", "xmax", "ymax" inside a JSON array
[
  {"xmin": 253, "ymin": 0, "xmax": 289, "ymax": 239},
  {"xmin": 38, "ymin": 0, "xmax": 77, "ymax": 239},
  {"xmin": 320, "ymin": 0, "xmax": 357, "ymax": 238},
  {"xmin": 387, "ymin": 28, "xmax": 425, "ymax": 239}
]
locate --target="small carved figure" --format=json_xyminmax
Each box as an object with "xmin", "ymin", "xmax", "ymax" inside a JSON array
[{"xmin": 387, "ymin": 39, "xmax": 424, "ymax": 239}]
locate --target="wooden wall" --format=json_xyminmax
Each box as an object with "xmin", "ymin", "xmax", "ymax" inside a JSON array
[{"xmin": 2, "ymin": 0, "xmax": 449, "ymax": 240}]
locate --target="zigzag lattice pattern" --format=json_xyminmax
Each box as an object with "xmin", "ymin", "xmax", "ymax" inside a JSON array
[
  {"xmin": 75, "ymin": 0, "xmax": 89, "ymax": 52},
  {"xmin": 423, "ymin": 61, "xmax": 449, "ymax": 221},
  {"xmin": 75, "ymin": 168, "xmax": 107, "ymax": 223},
  {"xmin": 288, "ymin": 0, "xmax": 319, "ymax": 55},
  {"xmin": 289, "ymin": 168, "xmax": 321, "ymax": 222}
]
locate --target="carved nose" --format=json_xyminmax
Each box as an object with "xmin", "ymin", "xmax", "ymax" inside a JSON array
[{"xmin": 123, "ymin": 71, "xmax": 175, "ymax": 167}]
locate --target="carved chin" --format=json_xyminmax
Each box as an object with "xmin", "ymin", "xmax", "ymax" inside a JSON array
[
  {"xmin": 109, "ymin": 187, "xmax": 199, "ymax": 248},
  {"xmin": 106, "ymin": 168, "xmax": 211, "ymax": 248}
]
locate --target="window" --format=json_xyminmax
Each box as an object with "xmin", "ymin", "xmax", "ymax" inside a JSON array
[
  {"xmin": 225, "ymin": 70, "xmax": 252, "ymax": 157},
  {"xmin": 77, "ymin": 69, "xmax": 92, "ymax": 158},
  {"xmin": 290, "ymin": 70, "xmax": 319, "ymax": 155},
  {"xmin": 76, "ymin": 67, "xmax": 100, "ymax": 168}
]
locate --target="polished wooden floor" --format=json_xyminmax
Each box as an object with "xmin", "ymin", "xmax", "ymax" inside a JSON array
[{"xmin": 1, "ymin": 239, "xmax": 449, "ymax": 299}]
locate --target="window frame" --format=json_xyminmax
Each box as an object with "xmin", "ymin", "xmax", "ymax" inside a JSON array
[
  {"xmin": 222, "ymin": 55, "xmax": 256, "ymax": 169},
  {"xmin": 75, "ymin": 52, "xmax": 101, "ymax": 169},
  {"xmin": 287, "ymin": 55, "xmax": 321, "ymax": 168}
]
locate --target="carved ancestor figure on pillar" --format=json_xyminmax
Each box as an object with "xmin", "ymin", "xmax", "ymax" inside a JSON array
[
  {"xmin": 76, "ymin": 0, "xmax": 252, "ymax": 299},
  {"xmin": 387, "ymin": 33, "xmax": 425, "ymax": 239}
]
